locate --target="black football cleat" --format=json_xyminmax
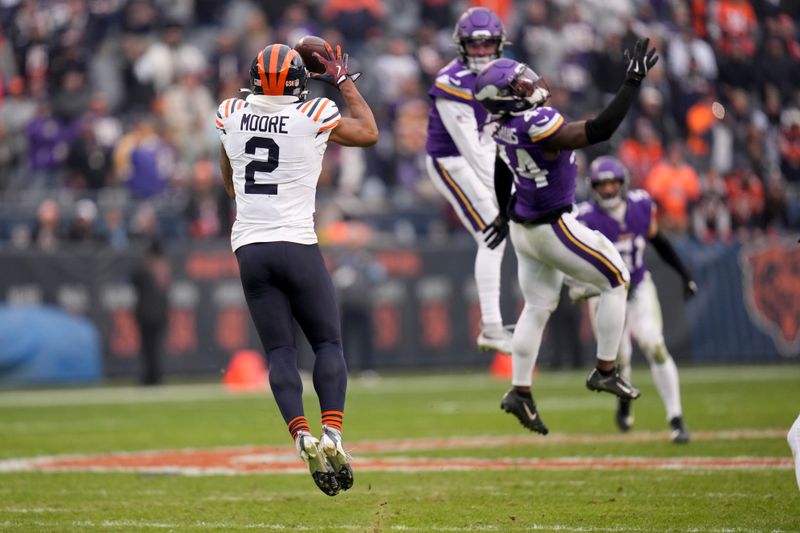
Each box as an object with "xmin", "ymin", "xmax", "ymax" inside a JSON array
[
  {"xmin": 615, "ymin": 398, "xmax": 634, "ymax": 432},
  {"xmin": 669, "ymin": 416, "xmax": 690, "ymax": 444},
  {"xmin": 586, "ymin": 367, "xmax": 641, "ymax": 400},
  {"xmin": 500, "ymin": 389, "xmax": 549, "ymax": 435}
]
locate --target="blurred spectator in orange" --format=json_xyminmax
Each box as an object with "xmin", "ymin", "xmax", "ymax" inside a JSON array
[
  {"xmin": 470, "ymin": 0, "xmax": 513, "ymax": 26},
  {"xmin": 710, "ymin": 0, "xmax": 757, "ymax": 59},
  {"xmin": 619, "ymin": 118, "xmax": 663, "ymax": 187},
  {"xmin": 30, "ymin": 199, "xmax": 63, "ymax": 252},
  {"xmin": 184, "ymin": 157, "xmax": 232, "ymax": 240},
  {"xmin": 726, "ymin": 167, "xmax": 764, "ymax": 236},
  {"xmin": 685, "ymin": 90, "xmax": 716, "ymax": 163},
  {"xmin": 691, "ymin": 169, "xmax": 731, "ymax": 242},
  {"xmin": 645, "ymin": 142, "xmax": 700, "ymax": 234}
]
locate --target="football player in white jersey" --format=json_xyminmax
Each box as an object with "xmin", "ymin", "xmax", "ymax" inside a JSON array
[
  {"xmin": 424, "ymin": 7, "xmax": 514, "ymax": 354},
  {"xmin": 216, "ymin": 42, "xmax": 378, "ymax": 496}
]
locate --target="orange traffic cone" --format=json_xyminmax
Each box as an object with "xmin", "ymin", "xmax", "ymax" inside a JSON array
[
  {"xmin": 223, "ymin": 350, "xmax": 268, "ymax": 392},
  {"xmin": 489, "ymin": 352, "xmax": 513, "ymax": 379}
]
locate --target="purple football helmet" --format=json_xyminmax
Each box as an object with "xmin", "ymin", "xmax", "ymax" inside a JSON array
[
  {"xmin": 588, "ymin": 156, "xmax": 629, "ymax": 210},
  {"xmin": 474, "ymin": 58, "xmax": 550, "ymax": 115},
  {"xmin": 453, "ymin": 7, "xmax": 507, "ymax": 73}
]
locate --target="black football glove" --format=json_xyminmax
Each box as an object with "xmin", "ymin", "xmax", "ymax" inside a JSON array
[
  {"xmin": 624, "ymin": 37, "xmax": 659, "ymax": 86},
  {"xmin": 683, "ymin": 279, "xmax": 698, "ymax": 300},
  {"xmin": 311, "ymin": 43, "xmax": 359, "ymax": 88},
  {"xmin": 483, "ymin": 215, "xmax": 509, "ymax": 249}
]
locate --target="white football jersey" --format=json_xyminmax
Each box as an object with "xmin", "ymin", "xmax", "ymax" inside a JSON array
[{"xmin": 216, "ymin": 95, "xmax": 341, "ymax": 250}]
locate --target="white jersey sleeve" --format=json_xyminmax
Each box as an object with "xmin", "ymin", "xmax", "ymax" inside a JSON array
[
  {"xmin": 216, "ymin": 96, "xmax": 339, "ymax": 250},
  {"xmin": 435, "ymin": 98, "xmax": 495, "ymax": 186}
]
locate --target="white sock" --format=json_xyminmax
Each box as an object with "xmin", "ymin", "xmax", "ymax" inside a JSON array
[
  {"xmin": 617, "ymin": 332, "xmax": 633, "ymax": 383},
  {"xmin": 649, "ymin": 356, "xmax": 683, "ymax": 421},
  {"xmin": 475, "ymin": 243, "xmax": 505, "ymax": 326},
  {"xmin": 594, "ymin": 284, "xmax": 627, "ymax": 362},
  {"xmin": 789, "ymin": 414, "xmax": 800, "ymax": 490},
  {"xmin": 511, "ymin": 304, "xmax": 551, "ymax": 387}
]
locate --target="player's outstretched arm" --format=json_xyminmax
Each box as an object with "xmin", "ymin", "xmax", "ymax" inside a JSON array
[
  {"xmin": 543, "ymin": 38, "xmax": 658, "ymax": 151},
  {"xmin": 310, "ymin": 44, "xmax": 378, "ymax": 147},
  {"xmin": 483, "ymin": 155, "xmax": 513, "ymax": 249}
]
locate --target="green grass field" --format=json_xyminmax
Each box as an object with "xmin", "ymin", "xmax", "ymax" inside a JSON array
[{"xmin": 1, "ymin": 364, "xmax": 799, "ymax": 532}]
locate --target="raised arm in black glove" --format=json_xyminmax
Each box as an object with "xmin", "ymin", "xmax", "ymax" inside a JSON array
[{"xmin": 623, "ymin": 37, "xmax": 659, "ymax": 87}]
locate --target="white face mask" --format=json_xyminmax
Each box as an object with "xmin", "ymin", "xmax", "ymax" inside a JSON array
[
  {"xmin": 598, "ymin": 195, "xmax": 624, "ymax": 211},
  {"xmin": 466, "ymin": 55, "xmax": 493, "ymax": 73}
]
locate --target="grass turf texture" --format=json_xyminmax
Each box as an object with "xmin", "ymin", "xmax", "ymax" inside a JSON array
[{"xmin": 1, "ymin": 365, "xmax": 798, "ymax": 532}]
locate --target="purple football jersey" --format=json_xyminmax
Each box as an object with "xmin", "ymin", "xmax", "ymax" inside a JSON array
[
  {"xmin": 491, "ymin": 107, "xmax": 578, "ymax": 220},
  {"xmin": 576, "ymin": 189, "xmax": 655, "ymax": 288},
  {"xmin": 425, "ymin": 59, "xmax": 490, "ymax": 157}
]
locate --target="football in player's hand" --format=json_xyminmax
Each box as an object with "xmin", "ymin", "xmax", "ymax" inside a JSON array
[{"xmin": 294, "ymin": 35, "xmax": 329, "ymax": 74}]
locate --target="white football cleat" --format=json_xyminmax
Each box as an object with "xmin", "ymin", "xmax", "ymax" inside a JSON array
[
  {"xmin": 477, "ymin": 322, "xmax": 513, "ymax": 354},
  {"xmin": 295, "ymin": 431, "xmax": 339, "ymax": 496},
  {"xmin": 320, "ymin": 425, "xmax": 353, "ymax": 491}
]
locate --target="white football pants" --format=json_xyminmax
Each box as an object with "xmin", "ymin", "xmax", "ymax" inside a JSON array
[{"xmin": 509, "ymin": 212, "xmax": 630, "ymax": 387}]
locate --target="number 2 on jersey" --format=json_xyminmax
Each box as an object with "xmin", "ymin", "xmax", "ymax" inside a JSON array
[
  {"xmin": 514, "ymin": 149, "xmax": 549, "ymax": 188},
  {"xmin": 244, "ymin": 136, "xmax": 279, "ymax": 195}
]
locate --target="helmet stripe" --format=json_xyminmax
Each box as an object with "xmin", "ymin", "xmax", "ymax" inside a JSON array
[
  {"xmin": 266, "ymin": 44, "xmax": 282, "ymax": 95},
  {"xmin": 275, "ymin": 49, "xmax": 299, "ymax": 93},
  {"xmin": 257, "ymin": 49, "xmax": 268, "ymax": 94}
]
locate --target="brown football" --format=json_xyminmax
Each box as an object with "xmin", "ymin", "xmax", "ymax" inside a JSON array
[{"xmin": 294, "ymin": 35, "xmax": 329, "ymax": 74}]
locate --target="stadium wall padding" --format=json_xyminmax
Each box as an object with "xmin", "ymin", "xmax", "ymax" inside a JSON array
[
  {"xmin": 0, "ymin": 236, "xmax": 795, "ymax": 379},
  {"xmin": 0, "ymin": 305, "xmax": 102, "ymax": 385}
]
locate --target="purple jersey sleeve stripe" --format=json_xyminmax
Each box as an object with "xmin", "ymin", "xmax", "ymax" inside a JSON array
[
  {"xmin": 432, "ymin": 159, "xmax": 486, "ymax": 231},
  {"xmin": 433, "ymin": 82, "xmax": 473, "ymax": 101},
  {"xmin": 529, "ymin": 115, "xmax": 564, "ymax": 142},
  {"xmin": 553, "ymin": 218, "xmax": 626, "ymax": 287}
]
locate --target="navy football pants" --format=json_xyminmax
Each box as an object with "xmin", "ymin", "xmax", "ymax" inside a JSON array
[{"xmin": 235, "ymin": 242, "xmax": 347, "ymax": 426}]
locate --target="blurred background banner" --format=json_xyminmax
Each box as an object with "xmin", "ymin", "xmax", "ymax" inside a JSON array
[{"xmin": 0, "ymin": 236, "xmax": 795, "ymax": 382}]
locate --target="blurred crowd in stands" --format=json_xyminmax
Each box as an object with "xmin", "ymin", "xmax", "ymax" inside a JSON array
[{"xmin": 0, "ymin": 0, "xmax": 799, "ymax": 252}]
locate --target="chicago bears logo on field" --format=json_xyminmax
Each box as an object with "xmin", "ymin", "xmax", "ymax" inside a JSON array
[{"xmin": 740, "ymin": 240, "xmax": 800, "ymax": 357}]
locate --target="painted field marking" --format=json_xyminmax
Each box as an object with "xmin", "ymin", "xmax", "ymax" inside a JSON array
[{"xmin": 0, "ymin": 429, "xmax": 791, "ymax": 475}]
